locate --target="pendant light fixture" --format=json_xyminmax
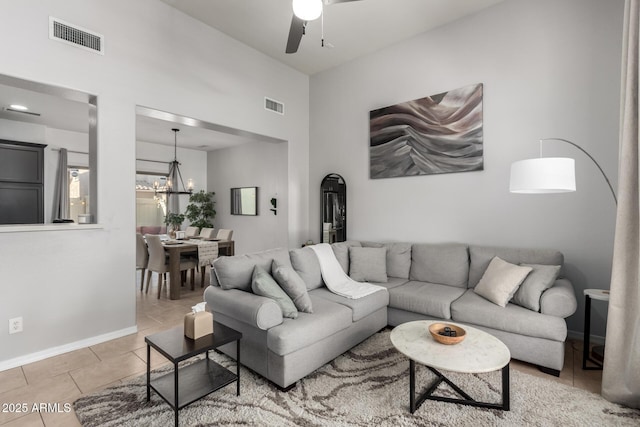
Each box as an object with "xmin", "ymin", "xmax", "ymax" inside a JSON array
[{"xmin": 154, "ymin": 128, "xmax": 194, "ymax": 195}]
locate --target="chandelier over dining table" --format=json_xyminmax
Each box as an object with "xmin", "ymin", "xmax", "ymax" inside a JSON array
[{"xmin": 153, "ymin": 128, "xmax": 194, "ymax": 195}]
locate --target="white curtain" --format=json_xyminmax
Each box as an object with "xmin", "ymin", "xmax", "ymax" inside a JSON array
[
  {"xmin": 602, "ymin": 0, "xmax": 640, "ymax": 409},
  {"xmin": 52, "ymin": 148, "xmax": 70, "ymax": 221}
]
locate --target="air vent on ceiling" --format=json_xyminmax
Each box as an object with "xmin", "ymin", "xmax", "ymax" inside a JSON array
[
  {"xmin": 49, "ymin": 17, "xmax": 104, "ymax": 55},
  {"xmin": 265, "ymin": 97, "xmax": 284, "ymax": 115}
]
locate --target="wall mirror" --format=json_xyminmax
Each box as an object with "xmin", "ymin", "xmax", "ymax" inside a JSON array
[
  {"xmin": 231, "ymin": 187, "xmax": 258, "ymax": 215},
  {"xmin": 0, "ymin": 73, "xmax": 97, "ymax": 225},
  {"xmin": 321, "ymin": 173, "xmax": 346, "ymax": 243}
]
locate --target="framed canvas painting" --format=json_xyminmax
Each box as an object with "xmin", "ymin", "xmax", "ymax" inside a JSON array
[{"xmin": 369, "ymin": 83, "xmax": 483, "ymax": 179}]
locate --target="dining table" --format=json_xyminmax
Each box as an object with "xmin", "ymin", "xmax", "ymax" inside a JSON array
[{"xmin": 161, "ymin": 238, "xmax": 235, "ymax": 300}]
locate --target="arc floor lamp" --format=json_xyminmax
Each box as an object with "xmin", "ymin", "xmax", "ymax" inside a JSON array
[
  {"xmin": 509, "ymin": 138, "xmax": 618, "ymax": 205},
  {"xmin": 510, "ymin": 137, "xmax": 617, "ymax": 370}
]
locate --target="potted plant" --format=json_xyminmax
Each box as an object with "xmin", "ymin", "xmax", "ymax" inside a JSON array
[
  {"xmin": 185, "ymin": 190, "xmax": 216, "ymax": 229},
  {"xmin": 164, "ymin": 212, "xmax": 185, "ymax": 239}
]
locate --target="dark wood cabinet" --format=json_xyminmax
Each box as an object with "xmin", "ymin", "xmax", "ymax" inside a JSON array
[{"xmin": 0, "ymin": 140, "xmax": 46, "ymax": 224}]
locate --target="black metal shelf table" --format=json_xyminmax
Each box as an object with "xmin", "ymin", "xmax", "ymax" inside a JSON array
[
  {"xmin": 582, "ymin": 288, "xmax": 610, "ymax": 370},
  {"xmin": 145, "ymin": 322, "xmax": 242, "ymax": 426}
]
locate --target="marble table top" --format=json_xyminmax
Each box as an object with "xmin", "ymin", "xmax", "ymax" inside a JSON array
[{"xmin": 390, "ymin": 320, "xmax": 511, "ymax": 374}]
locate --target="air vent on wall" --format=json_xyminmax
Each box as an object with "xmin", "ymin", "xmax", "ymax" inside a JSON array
[
  {"xmin": 49, "ymin": 17, "xmax": 104, "ymax": 55},
  {"xmin": 265, "ymin": 97, "xmax": 284, "ymax": 115}
]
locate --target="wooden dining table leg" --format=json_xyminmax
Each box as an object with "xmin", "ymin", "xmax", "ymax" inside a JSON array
[{"xmin": 168, "ymin": 248, "xmax": 181, "ymax": 300}]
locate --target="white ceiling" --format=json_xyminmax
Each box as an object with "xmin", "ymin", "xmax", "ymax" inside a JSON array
[
  {"xmin": 0, "ymin": 82, "xmax": 262, "ymax": 151},
  {"xmin": 160, "ymin": 0, "xmax": 506, "ymax": 75},
  {"xmin": 1, "ymin": 0, "xmax": 506, "ymax": 149},
  {"xmin": 0, "ymin": 83, "xmax": 89, "ymax": 133},
  {"xmin": 136, "ymin": 114, "xmax": 265, "ymax": 151}
]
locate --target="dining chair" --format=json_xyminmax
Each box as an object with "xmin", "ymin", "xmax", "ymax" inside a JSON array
[
  {"xmin": 145, "ymin": 234, "xmax": 197, "ymax": 298},
  {"xmin": 196, "ymin": 241, "xmax": 219, "ymax": 289},
  {"xmin": 136, "ymin": 233, "xmax": 149, "ymax": 291},
  {"xmin": 199, "ymin": 227, "xmax": 216, "ymax": 238},
  {"xmin": 185, "ymin": 226, "xmax": 199, "ymax": 238},
  {"xmin": 216, "ymin": 229, "xmax": 233, "ymax": 240}
]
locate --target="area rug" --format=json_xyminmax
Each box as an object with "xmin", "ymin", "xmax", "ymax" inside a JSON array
[{"xmin": 74, "ymin": 331, "xmax": 639, "ymax": 426}]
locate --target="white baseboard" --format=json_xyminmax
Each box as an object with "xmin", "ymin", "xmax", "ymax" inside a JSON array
[
  {"xmin": 568, "ymin": 329, "xmax": 606, "ymax": 345},
  {"xmin": 0, "ymin": 325, "xmax": 138, "ymax": 372}
]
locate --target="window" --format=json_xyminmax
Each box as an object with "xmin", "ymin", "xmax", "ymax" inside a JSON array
[{"xmin": 136, "ymin": 173, "xmax": 167, "ymax": 227}]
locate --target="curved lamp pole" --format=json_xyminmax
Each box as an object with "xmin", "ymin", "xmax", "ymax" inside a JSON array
[{"xmin": 510, "ymin": 137, "xmax": 618, "ymax": 206}]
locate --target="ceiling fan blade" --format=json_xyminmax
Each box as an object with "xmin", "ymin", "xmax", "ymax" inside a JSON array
[{"xmin": 286, "ymin": 15, "xmax": 305, "ymax": 54}]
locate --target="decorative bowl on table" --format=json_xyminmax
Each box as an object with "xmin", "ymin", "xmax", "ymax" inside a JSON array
[
  {"xmin": 428, "ymin": 323, "xmax": 466, "ymax": 345},
  {"xmin": 189, "ymin": 236, "xmax": 203, "ymax": 240}
]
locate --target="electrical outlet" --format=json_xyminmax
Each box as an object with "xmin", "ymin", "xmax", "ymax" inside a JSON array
[{"xmin": 9, "ymin": 317, "xmax": 23, "ymax": 334}]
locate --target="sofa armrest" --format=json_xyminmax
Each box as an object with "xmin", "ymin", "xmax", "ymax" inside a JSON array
[
  {"xmin": 204, "ymin": 286, "xmax": 283, "ymax": 330},
  {"xmin": 540, "ymin": 278, "xmax": 577, "ymax": 318}
]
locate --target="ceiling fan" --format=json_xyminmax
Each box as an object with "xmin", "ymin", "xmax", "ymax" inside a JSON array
[{"xmin": 286, "ymin": 0, "xmax": 362, "ymax": 54}]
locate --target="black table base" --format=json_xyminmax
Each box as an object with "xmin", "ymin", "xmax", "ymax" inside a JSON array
[
  {"xmin": 409, "ymin": 360, "xmax": 510, "ymax": 413},
  {"xmin": 583, "ymin": 295, "xmax": 604, "ymax": 370}
]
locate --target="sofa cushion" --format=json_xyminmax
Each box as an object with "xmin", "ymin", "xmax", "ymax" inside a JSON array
[
  {"xmin": 370, "ymin": 276, "xmax": 409, "ymax": 290},
  {"xmin": 251, "ymin": 266, "xmax": 298, "ymax": 319},
  {"xmin": 214, "ymin": 256, "xmax": 256, "ymax": 292},
  {"xmin": 388, "ymin": 281, "xmax": 466, "ymax": 319},
  {"xmin": 349, "ymin": 247, "xmax": 388, "ymax": 282},
  {"xmin": 331, "ymin": 241, "xmax": 362, "ymax": 274},
  {"xmin": 409, "ymin": 243, "xmax": 469, "ymax": 288},
  {"xmin": 272, "ymin": 260, "xmax": 313, "ymax": 313},
  {"xmin": 267, "ymin": 295, "xmax": 352, "ymax": 355},
  {"xmin": 245, "ymin": 248, "xmax": 292, "ymax": 273},
  {"xmin": 310, "ymin": 287, "xmax": 389, "ymax": 322},
  {"xmin": 513, "ymin": 263, "xmax": 562, "ymax": 312},
  {"xmin": 473, "ymin": 257, "xmax": 532, "ymax": 307},
  {"xmin": 290, "ymin": 247, "xmax": 323, "ymax": 290},
  {"xmin": 451, "ymin": 289, "xmax": 567, "ymax": 341},
  {"xmin": 361, "ymin": 242, "xmax": 412, "ymax": 279},
  {"xmin": 214, "ymin": 248, "xmax": 292, "ymax": 291},
  {"xmin": 468, "ymin": 245, "xmax": 564, "ymax": 288}
]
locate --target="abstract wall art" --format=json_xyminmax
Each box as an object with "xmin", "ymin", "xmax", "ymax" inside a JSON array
[{"xmin": 369, "ymin": 83, "xmax": 484, "ymax": 179}]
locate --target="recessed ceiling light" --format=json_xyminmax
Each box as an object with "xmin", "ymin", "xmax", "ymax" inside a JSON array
[{"xmin": 9, "ymin": 104, "xmax": 28, "ymax": 111}]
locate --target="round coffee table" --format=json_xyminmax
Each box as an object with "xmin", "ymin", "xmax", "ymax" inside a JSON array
[{"xmin": 390, "ymin": 320, "xmax": 511, "ymax": 413}]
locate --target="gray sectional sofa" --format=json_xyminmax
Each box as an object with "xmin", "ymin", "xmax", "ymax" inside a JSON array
[{"xmin": 204, "ymin": 241, "xmax": 577, "ymax": 390}]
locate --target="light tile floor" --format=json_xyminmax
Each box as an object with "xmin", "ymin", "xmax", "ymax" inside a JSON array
[{"xmin": 0, "ymin": 272, "xmax": 603, "ymax": 426}]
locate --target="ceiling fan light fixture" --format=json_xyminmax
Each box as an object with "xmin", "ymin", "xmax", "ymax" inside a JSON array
[{"xmin": 292, "ymin": 0, "xmax": 322, "ymax": 21}]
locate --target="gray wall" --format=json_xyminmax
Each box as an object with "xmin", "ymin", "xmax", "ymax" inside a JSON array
[
  {"xmin": 207, "ymin": 140, "xmax": 289, "ymax": 255},
  {"xmin": 309, "ymin": 0, "xmax": 624, "ymax": 338},
  {"xmin": 0, "ymin": 0, "xmax": 309, "ymax": 368}
]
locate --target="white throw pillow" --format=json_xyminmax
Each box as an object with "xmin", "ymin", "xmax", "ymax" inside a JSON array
[{"xmin": 474, "ymin": 257, "xmax": 532, "ymax": 307}]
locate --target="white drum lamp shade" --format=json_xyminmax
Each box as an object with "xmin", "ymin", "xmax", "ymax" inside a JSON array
[
  {"xmin": 510, "ymin": 157, "xmax": 576, "ymax": 194},
  {"xmin": 293, "ymin": 0, "xmax": 323, "ymax": 21}
]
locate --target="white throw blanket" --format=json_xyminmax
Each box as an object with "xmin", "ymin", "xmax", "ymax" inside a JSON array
[{"xmin": 310, "ymin": 243, "xmax": 385, "ymax": 299}]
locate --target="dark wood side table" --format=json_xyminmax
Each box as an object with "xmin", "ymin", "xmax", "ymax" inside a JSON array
[
  {"xmin": 145, "ymin": 322, "xmax": 242, "ymax": 427},
  {"xmin": 582, "ymin": 289, "xmax": 609, "ymax": 370}
]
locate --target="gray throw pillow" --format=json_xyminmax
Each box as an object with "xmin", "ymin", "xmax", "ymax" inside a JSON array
[
  {"xmin": 290, "ymin": 247, "xmax": 323, "ymax": 290},
  {"xmin": 214, "ymin": 257, "xmax": 256, "ymax": 292},
  {"xmin": 349, "ymin": 246, "xmax": 388, "ymax": 283},
  {"xmin": 272, "ymin": 260, "xmax": 314, "ymax": 313},
  {"xmin": 512, "ymin": 263, "xmax": 561, "ymax": 312},
  {"xmin": 474, "ymin": 257, "xmax": 532, "ymax": 307},
  {"xmin": 331, "ymin": 241, "xmax": 362, "ymax": 274},
  {"xmin": 251, "ymin": 266, "xmax": 298, "ymax": 319}
]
